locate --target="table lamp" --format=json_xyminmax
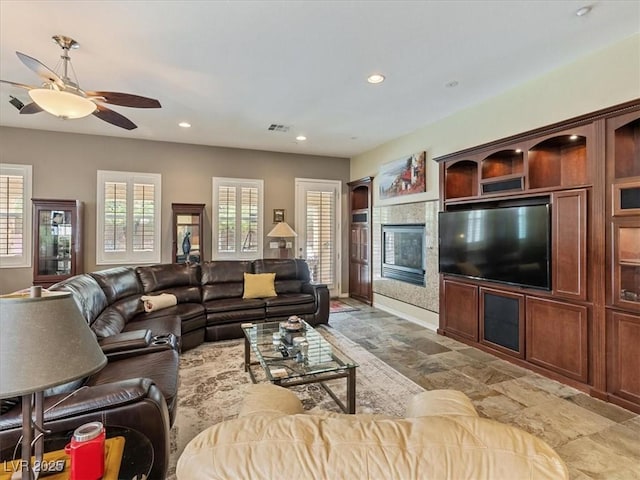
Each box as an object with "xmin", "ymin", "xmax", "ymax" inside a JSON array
[
  {"xmin": 0, "ymin": 289, "xmax": 107, "ymax": 480},
  {"xmin": 267, "ymin": 222, "xmax": 298, "ymax": 259}
]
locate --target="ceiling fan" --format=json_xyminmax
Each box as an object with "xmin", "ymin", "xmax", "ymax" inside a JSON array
[{"xmin": 0, "ymin": 35, "xmax": 161, "ymax": 130}]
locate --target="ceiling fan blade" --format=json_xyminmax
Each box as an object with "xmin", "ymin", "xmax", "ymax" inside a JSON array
[
  {"xmin": 87, "ymin": 91, "xmax": 161, "ymax": 108},
  {"xmin": 0, "ymin": 79, "xmax": 36, "ymax": 90},
  {"xmin": 16, "ymin": 52, "xmax": 64, "ymax": 87},
  {"xmin": 19, "ymin": 102, "xmax": 43, "ymax": 114},
  {"xmin": 93, "ymin": 104, "xmax": 137, "ymax": 130}
]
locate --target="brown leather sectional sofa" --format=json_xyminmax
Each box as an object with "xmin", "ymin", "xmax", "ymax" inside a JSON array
[{"xmin": 0, "ymin": 259, "xmax": 329, "ymax": 479}]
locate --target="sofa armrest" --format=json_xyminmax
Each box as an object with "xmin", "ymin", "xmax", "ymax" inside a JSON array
[
  {"xmin": 0, "ymin": 379, "xmax": 170, "ymax": 480},
  {"xmin": 405, "ymin": 389, "xmax": 479, "ymax": 418},
  {"xmin": 99, "ymin": 329, "xmax": 152, "ymax": 354},
  {"xmin": 302, "ymin": 282, "xmax": 329, "ymax": 324}
]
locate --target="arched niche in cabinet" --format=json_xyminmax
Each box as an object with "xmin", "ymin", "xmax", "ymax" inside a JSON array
[
  {"xmin": 444, "ymin": 160, "xmax": 478, "ymax": 200},
  {"xmin": 480, "ymin": 149, "xmax": 524, "ymax": 194},
  {"xmin": 528, "ymin": 134, "xmax": 588, "ymax": 189}
]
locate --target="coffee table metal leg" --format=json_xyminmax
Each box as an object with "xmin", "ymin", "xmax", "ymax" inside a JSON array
[
  {"xmin": 244, "ymin": 336, "xmax": 250, "ymax": 372},
  {"xmin": 347, "ymin": 367, "xmax": 356, "ymax": 414}
]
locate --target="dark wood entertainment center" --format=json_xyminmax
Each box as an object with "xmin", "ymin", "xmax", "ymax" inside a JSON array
[{"xmin": 435, "ymin": 100, "xmax": 640, "ymax": 413}]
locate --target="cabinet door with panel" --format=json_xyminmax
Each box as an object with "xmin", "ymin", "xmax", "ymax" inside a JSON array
[
  {"xmin": 606, "ymin": 309, "xmax": 640, "ymax": 405},
  {"xmin": 32, "ymin": 199, "xmax": 83, "ymax": 287},
  {"xmin": 551, "ymin": 189, "xmax": 587, "ymax": 301},
  {"xmin": 442, "ymin": 279, "xmax": 478, "ymax": 342},
  {"xmin": 526, "ymin": 296, "xmax": 589, "ymax": 383}
]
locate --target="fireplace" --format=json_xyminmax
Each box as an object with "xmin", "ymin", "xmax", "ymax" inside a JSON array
[{"xmin": 382, "ymin": 224, "xmax": 425, "ymax": 286}]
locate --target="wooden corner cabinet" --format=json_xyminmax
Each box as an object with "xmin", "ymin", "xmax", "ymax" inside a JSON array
[
  {"xmin": 436, "ymin": 100, "xmax": 640, "ymax": 413},
  {"xmin": 172, "ymin": 203, "xmax": 205, "ymax": 263},
  {"xmin": 32, "ymin": 199, "xmax": 83, "ymax": 287},
  {"xmin": 347, "ymin": 177, "xmax": 373, "ymax": 304},
  {"xmin": 604, "ymin": 107, "xmax": 640, "ymax": 412}
]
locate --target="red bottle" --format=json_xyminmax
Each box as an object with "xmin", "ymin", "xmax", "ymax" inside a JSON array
[{"xmin": 64, "ymin": 421, "xmax": 105, "ymax": 480}]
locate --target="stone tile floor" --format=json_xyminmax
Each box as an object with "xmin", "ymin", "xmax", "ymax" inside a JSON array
[{"xmin": 329, "ymin": 299, "xmax": 640, "ymax": 480}]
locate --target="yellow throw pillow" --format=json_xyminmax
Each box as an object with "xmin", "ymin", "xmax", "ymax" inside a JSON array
[{"xmin": 243, "ymin": 273, "xmax": 277, "ymax": 299}]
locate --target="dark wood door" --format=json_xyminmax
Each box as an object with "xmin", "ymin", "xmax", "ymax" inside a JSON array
[{"xmin": 348, "ymin": 177, "xmax": 373, "ymax": 304}]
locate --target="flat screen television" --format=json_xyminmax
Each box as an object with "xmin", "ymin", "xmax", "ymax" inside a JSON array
[{"xmin": 438, "ymin": 204, "xmax": 551, "ymax": 290}]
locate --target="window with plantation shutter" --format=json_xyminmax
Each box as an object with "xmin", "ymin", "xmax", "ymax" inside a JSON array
[
  {"xmin": 97, "ymin": 171, "xmax": 161, "ymax": 264},
  {"xmin": 0, "ymin": 164, "xmax": 32, "ymax": 268},
  {"xmin": 212, "ymin": 177, "xmax": 263, "ymax": 259}
]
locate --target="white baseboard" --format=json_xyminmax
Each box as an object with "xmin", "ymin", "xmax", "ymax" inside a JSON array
[{"xmin": 372, "ymin": 294, "xmax": 439, "ymax": 332}]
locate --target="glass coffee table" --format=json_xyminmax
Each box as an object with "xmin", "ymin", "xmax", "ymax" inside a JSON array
[{"xmin": 242, "ymin": 320, "xmax": 358, "ymax": 413}]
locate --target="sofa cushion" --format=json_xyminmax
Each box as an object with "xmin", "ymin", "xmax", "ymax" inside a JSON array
[
  {"xmin": 136, "ymin": 263, "xmax": 200, "ymax": 293},
  {"xmin": 252, "ymin": 259, "xmax": 311, "ymax": 293},
  {"xmin": 87, "ymin": 348, "xmax": 180, "ymax": 423},
  {"xmin": 201, "ymin": 261, "xmax": 253, "ymax": 301},
  {"xmin": 91, "ymin": 267, "xmax": 142, "ymax": 304},
  {"xmin": 263, "ymin": 293, "xmax": 314, "ymax": 307},
  {"xmin": 92, "ymin": 307, "xmax": 127, "ymax": 339},
  {"xmin": 204, "ymin": 298, "xmax": 265, "ymax": 313},
  {"xmin": 49, "ymin": 275, "xmax": 108, "ymax": 327},
  {"xmin": 242, "ymin": 273, "xmax": 276, "ymax": 299}
]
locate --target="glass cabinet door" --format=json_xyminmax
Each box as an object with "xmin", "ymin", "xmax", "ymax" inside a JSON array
[
  {"xmin": 32, "ymin": 199, "xmax": 83, "ymax": 287},
  {"xmin": 172, "ymin": 203, "xmax": 205, "ymax": 263}
]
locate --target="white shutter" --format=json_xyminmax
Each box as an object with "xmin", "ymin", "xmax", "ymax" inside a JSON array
[
  {"xmin": 103, "ymin": 181, "xmax": 127, "ymax": 252},
  {"xmin": 133, "ymin": 183, "xmax": 156, "ymax": 252},
  {"xmin": 0, "ymin": 164, "xmax": 32, "ymax": 268},
  {"xmin": 305, "ymin": 190, "xmax": 336, "ymax": 285},
  {"xmin": 97, "ymin": 171, "xmax": 161, "ymax": 264},
  {"xmin": 218, "ymin": 185, "xmax": 236, "ymax": 253},
  {"xmin": 240, "ymin": 186, "xmax": 258, "ymax": 252},
  {"xmin": 212, "ymin": 178, "xmax": 263, "ymax": 259}
]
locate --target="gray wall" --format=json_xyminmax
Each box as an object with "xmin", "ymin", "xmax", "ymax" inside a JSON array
[{"xmin": 0, "ymin": 126, "xmax": 350, "ymax": 294}]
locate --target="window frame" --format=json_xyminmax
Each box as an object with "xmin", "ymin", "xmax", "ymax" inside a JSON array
[
  {"xmin": 0, "ymin": 163, "xmax": 32, "ymax": 268},
  {"xmin": 96, "ymin": 170, "xmax": 162, "ymax": 265},
  {"xmin": 212, "ymin": 177, "xmax": 264, "ymax": 260}
]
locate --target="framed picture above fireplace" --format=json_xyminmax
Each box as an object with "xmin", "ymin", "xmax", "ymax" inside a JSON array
[{"xmin": 378, "ymin": 151, "xmax": 426, "ymax": 200}]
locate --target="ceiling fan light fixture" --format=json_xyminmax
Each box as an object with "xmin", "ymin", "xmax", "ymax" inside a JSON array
[{"xmin": 28, "ymin": 88, "xmax": 96, "ymax": 119}]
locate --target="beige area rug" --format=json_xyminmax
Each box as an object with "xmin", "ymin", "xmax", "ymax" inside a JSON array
[{"xmin": 167, "ymin": 325, "xmax": 425, "ymax": 478}]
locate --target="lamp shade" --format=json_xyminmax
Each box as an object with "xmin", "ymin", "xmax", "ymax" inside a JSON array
[
  {"xmin": 267, "ymin": 222, "xmax": 298, "ymax": 238},
  {"xmin": 28, "ymin": 88, "xmax": 97, "ymax": 119},
  {"xmin": 0, "ymin": 291, "xmax": 107, "ymax": 398}
]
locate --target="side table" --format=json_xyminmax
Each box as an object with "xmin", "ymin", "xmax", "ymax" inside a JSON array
[{"xmin": 0, "ymin": 425, "xmax": 153, "ymax": 480}]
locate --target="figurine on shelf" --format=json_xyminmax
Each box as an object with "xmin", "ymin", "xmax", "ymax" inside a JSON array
[{"xmin": 182, "ymin": 231, "xmax": 191, "ymax": 262}]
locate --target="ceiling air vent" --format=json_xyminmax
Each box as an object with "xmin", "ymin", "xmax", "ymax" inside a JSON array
[{"xmin": 267, "ymin": 124, "xmax": 291, "ymax": 133}]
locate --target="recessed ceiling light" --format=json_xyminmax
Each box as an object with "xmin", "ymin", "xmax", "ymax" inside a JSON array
[
  {"xmin": 570, "ymin": 134, "xmax": 579, "ymax": 140},
  {"xmin": 575, "ymin": 5, "xmax": 592, "ymax": 16},
  {"xmin": 178, "ymin": 122, "xmax": 191, "ymax": 128},
  {"xmin": 515, "ymin": 149, "xmax": 522, "ymax": 153},
  {"xmin": 445, "ymin": 80, "xmax": 459, "ymax": 88},
  {"xmin": 296, "ymin": 135, "xmax": 307, "ymax": 141},
  {"xmin": 367, "ymin": 74, "xmax": 385, "ymax": 84}
]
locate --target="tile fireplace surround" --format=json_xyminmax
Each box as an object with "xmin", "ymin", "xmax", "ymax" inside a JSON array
[{"xmin": 372, "ymin": 200, "xmax": 439, "ymax": 313}]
